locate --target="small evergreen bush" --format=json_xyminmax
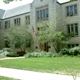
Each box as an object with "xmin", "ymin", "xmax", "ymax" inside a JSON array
[
  {"xmin": 6, "ymin": 53, "xmax": 19, "ymax": 57},
  {"xmin": 69, "ymin": 47, "xmax": 80, "ymax": 56},
  {"xmin": 60, "ymin": 48, "xmax": 69, "ymax": 55},
  {"xmin": 25, "ymin": 51, "xmax": 55, "ymax": 58}
]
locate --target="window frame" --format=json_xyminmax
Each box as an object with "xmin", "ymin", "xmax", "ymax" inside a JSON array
[
  {"xmin": 5, "ymin": 20, "xmax": 10, "ymax": 29},
  {"xmin": 14, "ymin": 18, "xmax": 21, "ymax": 26},
  {"xmin": 67, "ymin": 23, "xmax": 78, "ymax": 36},
  {"xmin": 36, "ymin": 5, "xmax": 49, "ymax": 21},
  {"xmin": 25, "ymin": 16, "xmax": 30, "ymax": 24},
  {"xmin": 66, "ymin": 4, "xmax": 78, "ymax": 17},
  {"xmin": 68, "ymin": 44, "xmax": 79, "ymax": 48}
]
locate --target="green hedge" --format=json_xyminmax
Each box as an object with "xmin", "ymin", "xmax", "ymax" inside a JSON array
[
  {"xmin": 69, "ymin": 47, "xmax": 80, "ymax": 56},
  {"xmin": 60, "ymin": 47, "xmax": 80, "ymax": 56},
  {"xmin": 6, "ymin": 53, "xmax": 19, "ymax": 57},
  {"xmin": 25, "ymin": 51, "xmax": 57, "ymax": 58},
  {"xmin": 60, "ymin": 48, "xmax": 69, "ymax": 55}
]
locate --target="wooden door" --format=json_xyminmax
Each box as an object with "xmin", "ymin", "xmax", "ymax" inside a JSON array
[{"xmin": 40, "ymin": 42, "xmax": 49, "ymax": 52}]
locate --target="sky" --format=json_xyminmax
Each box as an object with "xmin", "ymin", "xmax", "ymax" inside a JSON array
[{"xmin": 0, "ymin": 0, "xmax": 70, "ymax": 10}]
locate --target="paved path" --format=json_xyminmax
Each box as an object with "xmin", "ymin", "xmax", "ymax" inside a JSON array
[
  {"xmin": 0, "ymin": 57, "xmax": 24, "ymax": 60},
  {"xmin": 0, "ymin": 67, "xmax": 80, "ymax": 80}
]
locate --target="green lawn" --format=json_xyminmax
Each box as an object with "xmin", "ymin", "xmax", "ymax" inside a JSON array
[
  {"xmin": 0, "ymin": 57, "xmax": 80, "ymax": 75},
  {"xmin": 0, "ymin": 56, "xmax": 5, "ymax": 58},
  {"xmin": 0, "ymin": 76, "xmax": 19, "ymax": 80}
]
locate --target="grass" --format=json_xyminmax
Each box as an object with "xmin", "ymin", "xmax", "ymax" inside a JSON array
[
  {"xmin": 0, "ymin": 57, "xmax": 80, "ymax": 75},
  {"xmin": 0, "ymin": 56, "xmax": 5, "ymax": 58},
  {"xmin": 0, "ymin": 76, "xmax": 19, "ymax": 80}
]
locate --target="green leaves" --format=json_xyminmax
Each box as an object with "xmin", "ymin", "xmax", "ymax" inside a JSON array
[
  {"xmin": 3, "ymin": 25, "xmax": 32, "ymax": 51},
  {"xmin": 37, "ymin": 23, "xmax": 72, "ymax": 52},
  {"xmin": 3, "ymin": 0, "xmax": 22, "ymax": 4}
]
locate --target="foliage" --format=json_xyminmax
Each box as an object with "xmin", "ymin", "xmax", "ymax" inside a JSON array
[
  {"xmin": 36, "ymin": 18, "xmax": 73, "ymax": 52},
  {"xmin": 37, "ymin": 25, "xmax": 71, "ymax": 52},
  {"xmin": 0, "ymin": 48, "xmax": 12, "ymax": 56},
  {"xmin": 70, "ymin": 0, "xmax": 77, "ymax": 2},
  {"xmin": 6, "ymin": 53, "xmax": 19, "ymax": 57},
  {"xmin": 37, "ymin": 24, "xmax": 51, "ymax": 43},
  {"xmin": 60, "ymin": 48, "xmax": 69, "ymax": 55},
  {"xmin": 2, "ymin": 48, "xmax": 12, "ymax": 52},
  {"xmin": 69, "ymin": 47, "xmax": 80, "ymax": 56},
  {"xmin": 0, "ymin": 57, "xmax": 80, "ymax": 75},
  {"xmin": 52, "ymin": 31, "xmax": 70, "ymax": 52},
  {"xmin": 25, "ymin": 51, "xmax": 56, "ymax": 58},
  {"xmin": 3, "ymin": 0, "xmax": 22, "ymax": 4},
  {"xmin": 3, "ymin": 25, "xmax": 32, "ymax": 51},
  {"xmin": 60, "ymin": 47, "xmax": 80, "ymax": 56}
]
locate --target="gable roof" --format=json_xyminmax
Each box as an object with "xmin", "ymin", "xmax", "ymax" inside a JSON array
[
  {"xmin": 3, "ymin": 3, "xmax": 30, "ymax": 19},
  {"xmin": 0, "ymin": 9, "xmax": 5, "ymax": 19}
]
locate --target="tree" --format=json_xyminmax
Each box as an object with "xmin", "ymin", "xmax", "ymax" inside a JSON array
[
  {"xmin": 51, "ymin": 31, "xmax": 71, "ymax": 52},
  {"xmin": 3, "ymin": 0, "xmax": 22, "ymax": 4},
  {"xmin": 70, "ymin": 0, "xmax": 77, "ymax": 2},
  {"xmin": 37, "ymin": 24, "xmax": 51, "ymax": 43},
  {"xmin": 3, "ymin": 25, "xmax": 32, "ymax": 52},
  {"xmin": 37, "ymin": 23, "xmax": 72, "ymax": 53}
]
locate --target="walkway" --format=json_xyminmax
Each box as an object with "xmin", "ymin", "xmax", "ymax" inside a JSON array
[
  {"xmin": 0, "ymin": 67, "xmax": 80, "ymax": 80},
  {"xmin": 0, "ymin": 57, "xmax": 24, "ymax": 60}
]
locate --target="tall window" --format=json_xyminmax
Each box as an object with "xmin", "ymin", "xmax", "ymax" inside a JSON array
[
  {"xmin": 46, "ymin": 8, "xmax": 48, "ymax": 17},
  {"xmin": 37, "ymin": 11, "xmax": 39, "ymax": 19},
  {"xmin": 66, "ymin": 7, "xmax": 69, "ymax": 16},
  {"xmin": 25, "ymin": 16, "xmax": 30, "ymax": 24},
  {"xmin": 40, "ymin": 10, "xmax": 42, "ymax": 19},
  {"xmin": 74, "ymin": 4, "xmax": 77, "ymax": 14},
  {"xmin": 37, "ymin": 7, "xmax": 49, "ymax": 20},
  {"xmin": 66, "ymin": 4, "xmax": 77, "ymax": 16},
  {"xmin": 68, "ymin": 44, "xmax": 79, "ymax": 48},
  {"xmin": 67, "ymin": 23, "xmax": 78, "ymax": 36},
  {"xmin": 0, "ymin": 22, "xmax": 1, "ymax": 29},
  {"xmin": 14, "ymin": 18, "xmax": 20, "ymax": 25},
  {"xmin": 5, "ymin": 20, "xmax": 10, "ymax": 29},
  {"xmin": 43, "ymin": 9, "xmax": 46, "ymax": 18}
]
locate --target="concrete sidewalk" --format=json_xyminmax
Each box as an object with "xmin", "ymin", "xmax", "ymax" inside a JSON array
[
  {"xmin": 0, "ymin": 57, "xmax": 24, "ymax": 60},
  {"xmin": 0, "ymin": 67, "xmax": 80, "ymax": 80}
]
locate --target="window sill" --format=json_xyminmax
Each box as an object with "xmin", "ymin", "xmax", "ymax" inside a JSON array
[
  {"xmin": 37, "ymin": 18, "xmax": 48, "ymax": 21},
  {"xmin": 66, "ymin": 14, "xmax": 78, "ymax": 17}
]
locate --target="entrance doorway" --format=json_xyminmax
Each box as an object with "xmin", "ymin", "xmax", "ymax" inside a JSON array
[{"xmin": 40, "ymin": 42, "xmax": 49, "ymax": 52}]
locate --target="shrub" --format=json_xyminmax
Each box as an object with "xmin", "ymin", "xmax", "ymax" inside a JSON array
[
  {"xmin": 25, "ymin": 51, "xmax": 44, "ymax": 58},
  {"xmin": 6, "ymin": 53, "xmax": 19, "ymax": 57},
  {"xmin": 69, "ymin": 47, "xmax": 80, "ymax": 56},
  {"xmin": 3, "ymin": 48, "xmax": 12, "ymax": 52},
  {"xmin": 77, "ymin": 54, "xmax": 80, "ymax": 57},
  {"xmin": 0, "ymin": 50, "xmax": 10, "ymax": 56},
  {"xmin": 45, "ymin": 52, "xmax": 55, "ymax": 57},
  {"xmin": 25, "ymin": 51, "xmax": 55, "ymax": 58},
  {"xmin": 60, "ymin": 48, "xmax": 69, "ymax": 55}
]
